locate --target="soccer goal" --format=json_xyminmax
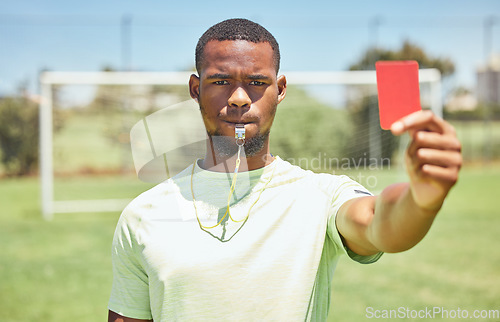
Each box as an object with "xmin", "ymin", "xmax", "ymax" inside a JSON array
[{"xmin": 39, "ymin": 69, "xmax": 441, "ymax": 220}]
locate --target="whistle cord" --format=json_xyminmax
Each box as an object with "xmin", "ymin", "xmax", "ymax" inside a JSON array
[{"xmin": 190, "ymin": 147, "xmax": 276, "ymax": 230}]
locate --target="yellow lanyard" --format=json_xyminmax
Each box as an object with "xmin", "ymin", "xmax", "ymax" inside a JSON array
[
  {"xmin": 190, "ymin": 145, "xmax": 276, "ymax": 229},
  {"xmin": 190, "ymin": 144, "xmax": 242, "ymax": 228}
]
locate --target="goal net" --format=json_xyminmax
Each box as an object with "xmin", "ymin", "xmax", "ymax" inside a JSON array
[{"xmin": 39, "ymin": 70, "xmax": 442, "ymax": 220}]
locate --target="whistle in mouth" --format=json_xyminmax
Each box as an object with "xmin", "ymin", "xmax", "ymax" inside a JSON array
[{"xmin": 235, "ymin": 124, "xmax": 245, "ymax": 140}]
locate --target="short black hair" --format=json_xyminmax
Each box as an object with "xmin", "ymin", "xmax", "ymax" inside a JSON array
[{"xmin": 195, "ymin": 18, "xmax": 280, "ymax": 74}]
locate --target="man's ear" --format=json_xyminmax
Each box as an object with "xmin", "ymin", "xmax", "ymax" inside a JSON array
[
  {"xmin": 189, "ymin": 74, "xmax": 200, "ymax": 103},
  {"xmin": 277, "ymin": 75, "xmax": 287, "ymax": 104}
]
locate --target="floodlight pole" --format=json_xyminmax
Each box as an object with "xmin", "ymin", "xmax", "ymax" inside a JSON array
[
  {"xmin": 370, "ymin": 15, "xmax": 383, "ymax": 49},
  {"xmin": 121, "ymin": 14, "xmax": 132, "ymax": 71}
]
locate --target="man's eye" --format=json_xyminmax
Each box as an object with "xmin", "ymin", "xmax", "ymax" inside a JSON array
[
  {"xmin": 214, "ymin": 80, "xmax": 229, "ymax": 85},
  {"xmin": 250, "ymin": 81, "xmax": 265, "ymax": 86}
]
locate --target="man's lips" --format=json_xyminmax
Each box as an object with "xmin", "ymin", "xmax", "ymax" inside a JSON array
[{"xmin": 222, "ymin": 120, "xmax": 255, "ymax": 126}]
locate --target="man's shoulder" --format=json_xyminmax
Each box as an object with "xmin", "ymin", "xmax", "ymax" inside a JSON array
[
  {"xmin": 121, "ymin": 164, "xmax": 193, "ymax": 219},
  {"xmin": 132, "ymin": 163, "xmax": 193, "ymax": 201}
]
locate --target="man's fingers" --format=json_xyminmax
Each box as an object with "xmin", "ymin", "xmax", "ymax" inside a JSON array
[
  {"xmin": 420, "ymin": 164, "xmax": 460, "ymax": 185},
  {"xmin": 412, "ymin": 131, "xmax": 462, "ymax": 151},
  {"xmin": 395, "ymin": 110, "xmax": 462, "ymax": 210},
  {"xmin": 392, "ymin": 109, "xmax": 462, "ymax": 195},
  {"xmin": 391, "ymin": 110, "xmax": 448, "ymax": 136},
  {"xmin": 415, "ymin": 148, "xmax": 463, "ymax": 168},
  {"xmin": 406, "ymin": 133, "xmax": 461, "ymax": 164}
]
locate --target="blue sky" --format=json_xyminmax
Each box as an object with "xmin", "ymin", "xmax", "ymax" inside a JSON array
[{"xmin": 1, "ymin": 0, "xmax": 499, "ymax": 97}]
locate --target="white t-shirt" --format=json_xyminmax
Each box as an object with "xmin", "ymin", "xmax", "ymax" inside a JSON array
[{"xmin": 108, "ymin": 156, "xmax": 382, "ymax": 321}]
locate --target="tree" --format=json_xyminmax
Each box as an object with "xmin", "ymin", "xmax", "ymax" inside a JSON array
[{"xmin": 0, "ymin": 95, "xmax": 40, "ymax": 176}]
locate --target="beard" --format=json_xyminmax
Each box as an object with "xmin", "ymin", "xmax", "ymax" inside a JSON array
[{"xmin": 208, "ymin": 130, "xmax": 269, "ymax": 159}]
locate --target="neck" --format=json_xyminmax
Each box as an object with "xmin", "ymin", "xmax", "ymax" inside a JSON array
[{"xmin": 201, "ymin": 137, "xmax": 274, "ymax": 172}]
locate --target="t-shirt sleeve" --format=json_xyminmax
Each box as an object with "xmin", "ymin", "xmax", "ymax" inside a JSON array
[
  {"xmin": 326, "ymin": 175, "xmax": 383, "ymax": 264},
  {"xmin": 108, "ymin": 208, "xmax": 153, "ymax": 320}
]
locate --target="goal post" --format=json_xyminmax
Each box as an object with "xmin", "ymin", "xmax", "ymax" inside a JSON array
[{"xmin": 39, "ymin": 69, "xmax": 441, "ymax": 220}]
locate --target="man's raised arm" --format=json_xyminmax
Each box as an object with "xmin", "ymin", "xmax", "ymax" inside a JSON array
[{"xmin": 336, "ymin": 110, "xmax": 462, "ymax": 255}]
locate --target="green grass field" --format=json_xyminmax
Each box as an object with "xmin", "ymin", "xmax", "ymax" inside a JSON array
[
  {"xmin": 329, "ymin": 165, "xmax": 500, "ymax": 321},
  {"xmin": 2, "ymin": 95, "xmax": 500, "ymax": 320},
  {"xmin": 1, "ymin": 165, "xmax": 499, "ymax": 321}
]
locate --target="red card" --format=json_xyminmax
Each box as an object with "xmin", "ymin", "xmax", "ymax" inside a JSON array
[{"xmin": 376, "ymin": 60, "xmax": 421, "ymax": 130}]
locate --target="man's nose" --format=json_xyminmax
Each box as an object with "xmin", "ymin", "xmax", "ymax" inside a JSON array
[{"xmin": 228, "ymin": 86, "xmax": 251, "ymax": 108}]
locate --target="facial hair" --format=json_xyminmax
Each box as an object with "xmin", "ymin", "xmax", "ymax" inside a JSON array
[{"xmin": 208, "ymin": 130, "xmax": 269, "ymax": 159}]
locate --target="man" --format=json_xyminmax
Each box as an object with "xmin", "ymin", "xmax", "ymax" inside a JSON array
[{"xmin": 108, "ymin": 18, "xmax": 462, "ymax": 321}]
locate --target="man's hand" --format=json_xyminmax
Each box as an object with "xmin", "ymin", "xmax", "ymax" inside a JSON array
[
  {"xmin": 391, "ymin": 110, "xmax": 462, "ymax": 211},
  {"xmin": 336, "ymin": 110, "xmax": 462, "ymax": 255}
]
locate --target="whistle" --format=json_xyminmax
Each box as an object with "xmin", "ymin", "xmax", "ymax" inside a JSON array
[{"xmin": 235, "ymin": 124, "xmax": 245, "ymax": 140}]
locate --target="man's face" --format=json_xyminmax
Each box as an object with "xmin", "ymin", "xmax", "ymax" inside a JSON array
[{"xmin": 189, "ymin": 40, "xmax": 286, "ymax": 156}]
